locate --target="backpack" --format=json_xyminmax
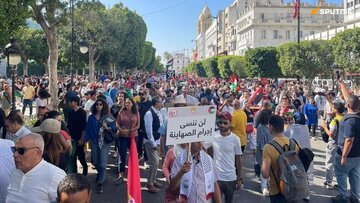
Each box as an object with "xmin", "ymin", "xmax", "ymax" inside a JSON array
[
  {"xmin": 321, "ymin": 116, "xmax": 339, "ymax": 143},
  {"xmin": 269, "ymin": 139, "xmax": 309, "ymax": 202}
]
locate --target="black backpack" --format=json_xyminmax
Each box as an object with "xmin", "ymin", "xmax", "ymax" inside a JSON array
[{"xmin": 321, "ymin": 116, "xmax": 339, "ymax": 143}]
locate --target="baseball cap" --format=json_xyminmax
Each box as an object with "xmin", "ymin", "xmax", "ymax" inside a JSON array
[
  {"xmin": 31, "ymin": 118, "xmax": 61, "ymax": 134},
  {"xmin": 218, "ymin": 111, "xmax": 232, "ymax": 122}
]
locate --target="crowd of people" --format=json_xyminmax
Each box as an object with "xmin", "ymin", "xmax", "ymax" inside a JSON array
[{"xmin": 0, "ymin": 71, "xmax": 359, "ymax": 203}]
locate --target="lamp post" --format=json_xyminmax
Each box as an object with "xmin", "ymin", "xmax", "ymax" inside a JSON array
[
  {"xmin": 3, "ymin": 38, "xmax": 22, "ymax": 110},
  {"xmin": 79, "ymin": 40, "xmax": 88, "ymax": 75},
  {"xmin": 331, "ymin": 62, "xmax": 339, "ymax": 93}
]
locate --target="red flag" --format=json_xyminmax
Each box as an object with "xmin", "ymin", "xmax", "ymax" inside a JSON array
[
  {"xmin": 127, "ymin": 137, "xmax": 142, "ymax": 203},
  {"xmin": 126, "ymin": 77, "xmax": 132, "ymax": 88},
  {"xmin": 231, "ymin": 73, "xmax": 236, "ymax": 83},
  {"xmin": 293, "ymin": 0, "xmax": 299, "ymax": 18}
]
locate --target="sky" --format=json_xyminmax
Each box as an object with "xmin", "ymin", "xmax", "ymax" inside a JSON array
[{"xmin": 101, "ymin": 0, "xmax": 342, "ymax": 59}]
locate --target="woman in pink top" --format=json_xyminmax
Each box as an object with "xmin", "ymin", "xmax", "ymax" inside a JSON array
[
  {"xmin": 116, "ymin": 98, "xmax": 140, "ymax": 183},
  {"xmin": 163, "ymin": 144, "xmax": 187, "ymax": 203}
]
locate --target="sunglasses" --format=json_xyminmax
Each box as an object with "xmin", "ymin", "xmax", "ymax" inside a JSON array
[
  {"xmin": 217, "ymin": 121, "xmax": 230, "ymax": 125},
  {"xmin": 95, "ymin": 103, "xmax": 103, "ymax": 106},
  {"xmin": 11, "ymin": 147, "xmax": 39, "ymax": 155}
]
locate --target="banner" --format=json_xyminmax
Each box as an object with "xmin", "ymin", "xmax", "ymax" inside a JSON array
[{"xmin": 166, "ymin": 105, "xmax": 216, "ymax": 145}]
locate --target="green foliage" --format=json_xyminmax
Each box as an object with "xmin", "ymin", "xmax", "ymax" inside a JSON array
[
  {"xmin": 332, "ymin": 27, "xmax": 360, "ymax": 72},
  {"xmin": 229, "ymin": 56, "xmax": 246, "ymax": 78},
  {"xmin": 153, "ymin": 56, "xmax": 164, "ymax": 73},
  {"xmin": 217, "ymin": 56, "xmax": 232, "ymax": 78},
  {"xmin": 277, "ymin": 41, "xmax": 333, "ymax": 79},
  {"xmin": 16, "ymin": 28, "xmax": 48, "ymax": 64},
  {"xmin": 0, "ymin": 0, "xmax": 30, "ymax": 47},
  {"xmin": 142, "ymin": 41, "xmax": 154, "ymax": 69},
  {"xmin": 244, "ymin": 47, "xmax": 282, "ymax": 78},
  {"xmin": 203, "ymin": 57, "xmax": 219, "ymax": 78},
  {"xmin": 194, "ymin": 61, "xmax": 206, "ymax": 77}
]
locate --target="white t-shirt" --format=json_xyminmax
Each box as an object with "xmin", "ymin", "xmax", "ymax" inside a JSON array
[
  {"xmin": 6, "ymin": 160, "xmax": 66, "ymax": 203},
  {"xmin": 206, "ymin": 132, "xmax": 242, "ymax": 181},
  {"xmin": 84, "ymin": 99, "xmax": 95, "ymax": 118},
  {"xmin": 0, "ymin": 139, "xmax": 15, "ymax": 203}
]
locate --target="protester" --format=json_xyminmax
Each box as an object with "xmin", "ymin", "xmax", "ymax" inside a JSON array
[
  {"xmin": 144, "ymin": 96, "xmax": 163, "ymax": 193},
  {"xmin": 21, "ymin": 80, "xmax": 35, "ymax": 116},
  {"xmin": 206, "ymin": 111, "xmax": 242, "ymax": 203},
  {"xmin": 331, "ymin": 80, "xmax": 360, "ymax": 203},
  {"xmin": 304, "ymin": 97, "xmax": 319, "ymax": 139},
  {"xmin": 255, "ymin": 109, "xmax": 273, "ymax": 196},
  {"xmin": 57, "ymin": 174, "xmax": 91, "ymax": 203},
  {"xmin": 84, "ymin": 98, "xmax": 116, "ymax": 194},
  {"xmin": 31, "ymin": 118, "xmax": 71, "ymax": 171},
  {"xmin": 67, "ymin": 96, "xmax": 88, "ymax": 175},
  {"xmin": 0, "ymin": 138, "xmax": 15, "ymax": 203},
  {"xmin": 3, "ymin": 114, "xmax": 31, "ymax": 142},
  {"xmin": 169, "ymin": 141, "xmax": 222, "ymax": 203},
  {"xmin": 6, "ymin": 133, "xmax": 66, "ymax": 202},
  {"xmin": 231, "ymin": 99, "xmax": 247, "ymax": 152},
  {"xmin": 115, "ymin": 98, "xmax": 140, "ymax": 184},
  {"xmin": 320, "ymin": 102, "xmax": 345, "ymax": 189},
  {"xmin": 261, "ymin": 115, "xmax": 301, "ymax": 202}
]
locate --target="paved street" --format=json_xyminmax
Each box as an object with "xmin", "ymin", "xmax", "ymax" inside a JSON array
[{"xmin": 79, "ymin": 137, "xmax": 340, "ymax": 203}]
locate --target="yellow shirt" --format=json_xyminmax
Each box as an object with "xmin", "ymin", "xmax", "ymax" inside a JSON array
[
  {"xmin": 22, "ymin": 86, "xmax": 35, "ymax": 99},
  {"xmin": 231, "ymin": 109, "xmax": 247, "ymax": 146},
  {"xmin": 263, "ymin": 136, "xmax": 300, "ymax": 195}
]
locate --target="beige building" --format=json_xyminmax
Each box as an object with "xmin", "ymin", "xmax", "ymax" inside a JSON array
[{"xmin": 196, "ymin": 0, "xmax": 343, "ymax": 58}]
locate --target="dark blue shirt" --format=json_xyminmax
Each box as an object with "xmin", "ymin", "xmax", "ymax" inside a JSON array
[{"xmin": 337, "ymin": 112, "xmax": 360, "ymax": 158}]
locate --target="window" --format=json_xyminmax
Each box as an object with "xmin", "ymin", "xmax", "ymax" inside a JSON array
[
  {"xmin": 261, "ymin": 13, "xmax": 265, "ymax": 22},
  {"xmin": 286, "ymin": 30, "xmax": 290, "ymax": 39},
  {"xmin": 261, "ymin": 30, "xmax": 266, "ymax": 39},
  {"xmin": 310, "ymin": 31, "xmax": 315, "ymax": 35},
  {"xmin": 273, "ymin": 30, "xmax": 278, "ymax": 39},
  {"xmin": 177, "ymin": 60, "xmax": 179, "ymax": 63}
]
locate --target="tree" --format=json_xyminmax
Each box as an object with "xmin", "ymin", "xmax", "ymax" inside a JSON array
[
  {"xmin": 30, "ymin": 0, "xmax": 68, "ymax": 107},
  {"xmin": 332, "ymin": 27, "xmax": 360, "ymax": 72},
  {"xmin": 154, "ymin": 56, "xmax": 164, "ymax": 73},
  {"xmin": 217, "ymin": 56, "xmax": 232, "ymax": 78},
  {"xmin": 278, "ymin": 41, "xmax": 332, "ymax": 79},
  {"xmin": 71, "ymin": 0, "xmax": 107, "ymax": 81},
  {"xmin": 15, "ymin": 28, "xmax": 48, "ymax": 76},
  {"xmin": 244, "ymin": 47, "xmax": 282, "ymax": 78},
  {"xmin": 194, "ymin": 61, "xmax": 206, "ymax": 77},
  {"xmin": 0, "ymin": 0, "xmax": 30, "ymax": 47},
  {"xmin": 203, "ymin": 57, "xmax": 219, "ymax": 78},
  {"xmin": 229, "ymin": 56, "xmax": 246, "ymax": 78},
  {"xmin": 104, "ymin": 4, "xmax": 147, "ymax": 71},
  {"xmin": 141, "ymin": 41, "xmax": 154, "ymax": 69}
]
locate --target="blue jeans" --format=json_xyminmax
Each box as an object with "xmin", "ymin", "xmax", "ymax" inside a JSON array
[
  {"xmin": 91, "ymin": 141, "xmax": 111, "ymax": 184},
  {"xmin": 22, "ymin": 99, "xmax": 33, "ymax": 115},
  {"xmin": 334, "ymin": 154, "xmax": 360, "ymax": 199},
  {"xmin": 118, "ymin": 137, "xmax": 131, "ymax": 173}
]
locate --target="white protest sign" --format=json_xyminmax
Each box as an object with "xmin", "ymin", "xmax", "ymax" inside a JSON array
[{"xmin": 166, "ymin": 105, "xmax": 217, "ymax": 145}]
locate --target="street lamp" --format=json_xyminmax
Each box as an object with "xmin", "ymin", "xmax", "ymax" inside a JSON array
[
  {"xmin": 79, "ymin": 40, "xmax": 88, "ymax": 54},
  {"xmin": 2, "ymin": 38, "xmax": 21, "ymax": 110},
  {"xmin": 331, "ymin": 62, "xmax": 339, "ymax": 93}
]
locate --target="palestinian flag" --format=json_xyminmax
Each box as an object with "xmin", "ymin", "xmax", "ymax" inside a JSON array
[
  {"xmin": 166, "ymin": 59, "xmax": 174, "ymax": 68},
  {"xmin": 230, "ymin": 73, "xmax": 237, "ymax": 91}
]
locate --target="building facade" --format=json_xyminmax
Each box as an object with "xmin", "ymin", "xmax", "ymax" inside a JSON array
[
  {"xmin": 168, "ymin": 53, "xmax": 191, "ymax": 74},
  {"xmin": 196, "ymin": 0, "xmax": 343, "ymax": 58}
]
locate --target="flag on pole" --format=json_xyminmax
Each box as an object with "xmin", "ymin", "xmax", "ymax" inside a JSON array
[
  {"xmin": 127, "ymin": 137, "xmax": 142, "ymax": 203},
  {"xmin": 166, "ymin": 59, "xmax": 174, "ymax": 68},
  {"xmin": 293, "ymin": 0, "xmax": 299, "ymax": 18},
  {"xmin": 231, "ymin": 78, "xmax": 237, "ymax": 91},
  {"xmin": 231, "ymin": 72, "xmax": 236, "ymax": 83}
]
